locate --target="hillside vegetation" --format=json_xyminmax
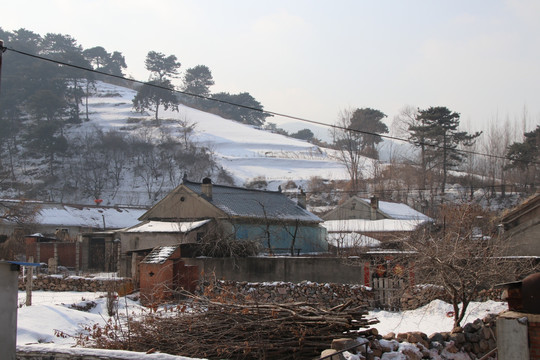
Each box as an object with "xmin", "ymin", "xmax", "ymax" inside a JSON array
[{"xmin": 1, "ymin": 28, "xmax": 537, "ymax": 214}]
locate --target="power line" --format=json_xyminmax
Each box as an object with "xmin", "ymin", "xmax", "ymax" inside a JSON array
[{"xmin": 4, "ymin": 46, "xmax": 539, "ymax": 167}]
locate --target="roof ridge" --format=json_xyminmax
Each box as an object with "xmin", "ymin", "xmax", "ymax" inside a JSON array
[{"xmin": 183, "ymin": 179, "xmax": 283, "ymax": 194}]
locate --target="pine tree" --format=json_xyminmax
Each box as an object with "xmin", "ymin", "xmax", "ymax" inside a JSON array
[
  {"xmin": 507, "ymin": 125, "xmax": 540, "ymax": 189},
  {"xmin": 182, "ymin": 65, "xmax": 214, "ymax": 97},
  {"xmin": 410, "ymin": 107, "xmax": 481, "ymax": 193}
]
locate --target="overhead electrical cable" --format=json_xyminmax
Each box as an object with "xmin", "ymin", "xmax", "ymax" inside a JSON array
[{"xmin": 4, "ymin": 46, "xmax": 539, "ymax": 167}]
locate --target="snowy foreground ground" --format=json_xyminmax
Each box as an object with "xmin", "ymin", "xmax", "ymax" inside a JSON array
[{"xmin": 17, "ymin": 291, "xmax": 507, "ymax": 359}]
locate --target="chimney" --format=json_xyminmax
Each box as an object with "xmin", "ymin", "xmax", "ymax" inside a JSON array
[
  {"xmin": 370, "ymin": 195, "xmax": 379, "ymax": 220},
  {"xmin": 297, "ymin": 188, "xmax": 306, "ymax": 209},
  {"xmin": 201, "ymin": 177, "xmax": 212, "ymax": 200}
]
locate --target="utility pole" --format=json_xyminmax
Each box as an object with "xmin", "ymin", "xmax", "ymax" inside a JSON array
[{"xmin": 0, "ymin": 40, "xmax": 6, "ymax": 94}]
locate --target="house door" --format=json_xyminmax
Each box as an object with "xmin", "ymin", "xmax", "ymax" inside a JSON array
[{"xmin": 89, "ymin": 238, "xmax": 105, "ymax": 270}]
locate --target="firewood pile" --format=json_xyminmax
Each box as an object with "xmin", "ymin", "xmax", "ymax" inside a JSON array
[{"xmin": 83, "ymin": 296, "xmax": 379, "ymax": 359}]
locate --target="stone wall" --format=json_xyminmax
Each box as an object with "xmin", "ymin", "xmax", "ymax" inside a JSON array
[
  {"xmin": 198, "ymin": 279, "xmax": 374, "ymax": 308},
  {"xmin": 322, "ymin": 313, "xmax": 498, "ymax": 359},
  {"xmin": 18, "ymin": 275, "xmax": 132, "ymax": 293},
  {"xmin": 182, "ymin": 256, "xmax": 367, "ymax": 285},
  {"xmin": 16, "ymin": 345, "xmax": 188, "ymax": 360}
]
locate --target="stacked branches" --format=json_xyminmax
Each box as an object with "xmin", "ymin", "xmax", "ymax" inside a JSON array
[{"xmin": 77, "ymin": 295, "xmax": 378, "ymax": 359}]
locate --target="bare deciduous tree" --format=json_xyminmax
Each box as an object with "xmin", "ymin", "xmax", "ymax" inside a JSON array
[
  {"xmin": 396, "ymin": 202, "xmax": 537, "ymax": 329},
  {"xmin": 331, "ymin": 108, "xmax": 367, "ymax": 193}
]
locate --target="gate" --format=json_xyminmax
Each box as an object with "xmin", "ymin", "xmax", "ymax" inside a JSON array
[
  {"xmin": 372, "ymin": 277, "xmax": 404, "ymax": 310},
  {"xmin": 89, "ymin": 238, "xmax": 105, "ymax": 270}
]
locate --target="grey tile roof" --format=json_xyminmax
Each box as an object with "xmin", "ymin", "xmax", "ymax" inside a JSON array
[{"xmin": 183, "ymin": 180, "xmax": 321, "ymax": 223}]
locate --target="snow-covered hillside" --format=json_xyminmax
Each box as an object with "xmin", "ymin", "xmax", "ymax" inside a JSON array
[
  {"xmin": 90, "ymin": 82, "xmax": 344, "ymax": 173},
  {"xmin": 72, "ymin": 82, "xmax": 353, "ymax": 202}
]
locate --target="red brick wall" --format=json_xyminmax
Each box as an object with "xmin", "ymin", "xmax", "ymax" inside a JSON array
[
  {"xmin": 530, "ymin": 321, "xmax": 540, "ymax": 360},
  {"xmin": 25, "ymin": 242, "xmax": 79, "ymax": 268},
  {"xmin": 56, "ymin": 243, "xmax": 78, "ymax": 268},
  {"xmin": 38, "ymin": 244, "xmax": 55, "ymax": 264},
  {"xmin": 140, "ymin": 261, "xmax": 174, "ymax": 306}
]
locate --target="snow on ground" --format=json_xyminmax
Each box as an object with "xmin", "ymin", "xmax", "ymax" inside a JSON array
[
  {"xmin": 16, "ymin": 290, "xmax": 199, "ymax": 359},
  {"xmin": 370, "ymin": 299, "xmax": 507, "ymax": 336},
  {"xmin": 16, "ymin": 290, "xmax": 507, "ymax": 359}
]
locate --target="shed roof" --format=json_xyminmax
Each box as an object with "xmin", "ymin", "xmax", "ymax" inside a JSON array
[
  {"xmin": 373, "ymin": 199, "xmax": 432, "ymax": 221},
  {"xmin": 141, "ymin": 246, "xmax": 180, "ymax": 264},
  {"xmin": 183, "ymin": 180, "xmax": 321, "ymax": 223}
]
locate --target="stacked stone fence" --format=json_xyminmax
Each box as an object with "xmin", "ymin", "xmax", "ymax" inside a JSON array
[
  {"xmin": 16, "ymin": 275, "xmax": 506, "ymax": 359},
  {"xmin": 197, "ymin": 279, "xmax": 374, "ymax": 308},
  {"xmin": 322, "ymin": 313, "xmax": 499, "ymax": 359},
  {"xmin": 18, "ymin": 275, "xmax": 132, "ymax": 293}
]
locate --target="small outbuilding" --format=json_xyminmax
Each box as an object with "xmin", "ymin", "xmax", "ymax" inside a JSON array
[{"xmin": 139, "ymin": 245, "xmax": 198, "ymax": 305}]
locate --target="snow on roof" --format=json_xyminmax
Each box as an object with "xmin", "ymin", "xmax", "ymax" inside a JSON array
[
  {"xmin": 323, "ymin": 218, "xmax": 428, "ymax": 233},
  {"xmin": 374, "ymin": 200, "xmax": 432, "ymax": 221},
  {"xmin": 125, "ymin": 219, "xmax": 211, "ymax": 233},
  {"xmin": 33, "ymin": 204, "xmax": 147, "ymax": 229},
  {"xmin": 326, "ymin": 232, "xmax": 381, "ymax": 248},
  {"xmin": 142, "ymin": 246, "xmax": 179, "ymax": 264},
  {"xmin": 0, "ymin": 201, "xmax": 147, "ymax": 229}
]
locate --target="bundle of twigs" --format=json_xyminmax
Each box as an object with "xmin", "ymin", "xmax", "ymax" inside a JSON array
[{"xmin": 81, "ymin": 295, "xmax": 378, "ymax": 359}]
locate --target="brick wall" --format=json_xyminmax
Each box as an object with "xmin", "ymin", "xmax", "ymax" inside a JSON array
[
  {"xmin": 530, "ymin": 320, "xmax": 540, "ymax": 360},
  {"xmin": 26, "ymin": 242, "xmax": 81, "ymax": 269}
]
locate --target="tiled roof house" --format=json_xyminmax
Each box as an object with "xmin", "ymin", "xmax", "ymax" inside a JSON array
[
  {"xmin": 117, "ymin": 178, "xmax": 327, "ymax": 278},
  {"xmin": 323, "ymin": 196, "xmax": 432, "ymax": 247}
]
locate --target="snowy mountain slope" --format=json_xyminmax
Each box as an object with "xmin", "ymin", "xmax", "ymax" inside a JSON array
[
  {"xmin": 6, "ymin": 81, "xmax": 384, "ymax": 206},
  {"xmin": 82, "ymin": 82, "xmax": 353, "ymax": 186}
]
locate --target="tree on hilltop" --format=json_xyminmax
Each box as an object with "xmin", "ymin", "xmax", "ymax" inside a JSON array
[
  {"xmin": 290, "ymin": 128, "xmax": 314, "ymax": 141},
  {"xmin": 182, "ymin": 65, "xmax": 214, "ymax": 97},
  {"xmin": 348, "ymin": 108, "xmax": 388, "ymax": 159},
  {"xmin": 133, "ymin": 79, "xmax": 179, "ymax": 123},
  {"xmin": 145, "ymin": 51, "xmax": 180, "ymax": 82},
  {"xmin": 409, "ymin": 107, "xmax": 481, "ymax": 193},
  {"xmin": 42, "ymin": 33, "xmax": 90, "ymax": 123},
  {"xmin": 331, "ymin": 108, "xmax": 366, "ymax": 193},
  {"xmin": 84, "ymin": 46, "xmax": 127, "ymax": 76},
  {"xmin": 331, "ymin": 107, "xmax": 387, "ymax": 193},
  {"xmin": 133, "ymin": 51, "xmax": 181, "ymax": 123},
  {"xmin": 210, "ymin": 92, "xmax": 271, "ymax": 126}
]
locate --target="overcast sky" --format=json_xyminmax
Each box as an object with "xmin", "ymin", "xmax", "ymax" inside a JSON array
[{"xmin": 3, "ymin": 0, "xmax": 539, "ymax": 137}]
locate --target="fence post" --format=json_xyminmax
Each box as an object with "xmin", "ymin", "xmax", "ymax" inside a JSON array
[{"xmin": 25, "ymin": 256, "xmax": 33, "ymax": 306}]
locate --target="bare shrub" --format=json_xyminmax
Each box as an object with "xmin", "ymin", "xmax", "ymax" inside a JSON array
[
  {"xmin": 74, "ymin": 291, "xmax": 377, "ymax": 359},
  {"xmin": 245, "ymin": 176, "xmax": 268, "ymax": 190}
]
